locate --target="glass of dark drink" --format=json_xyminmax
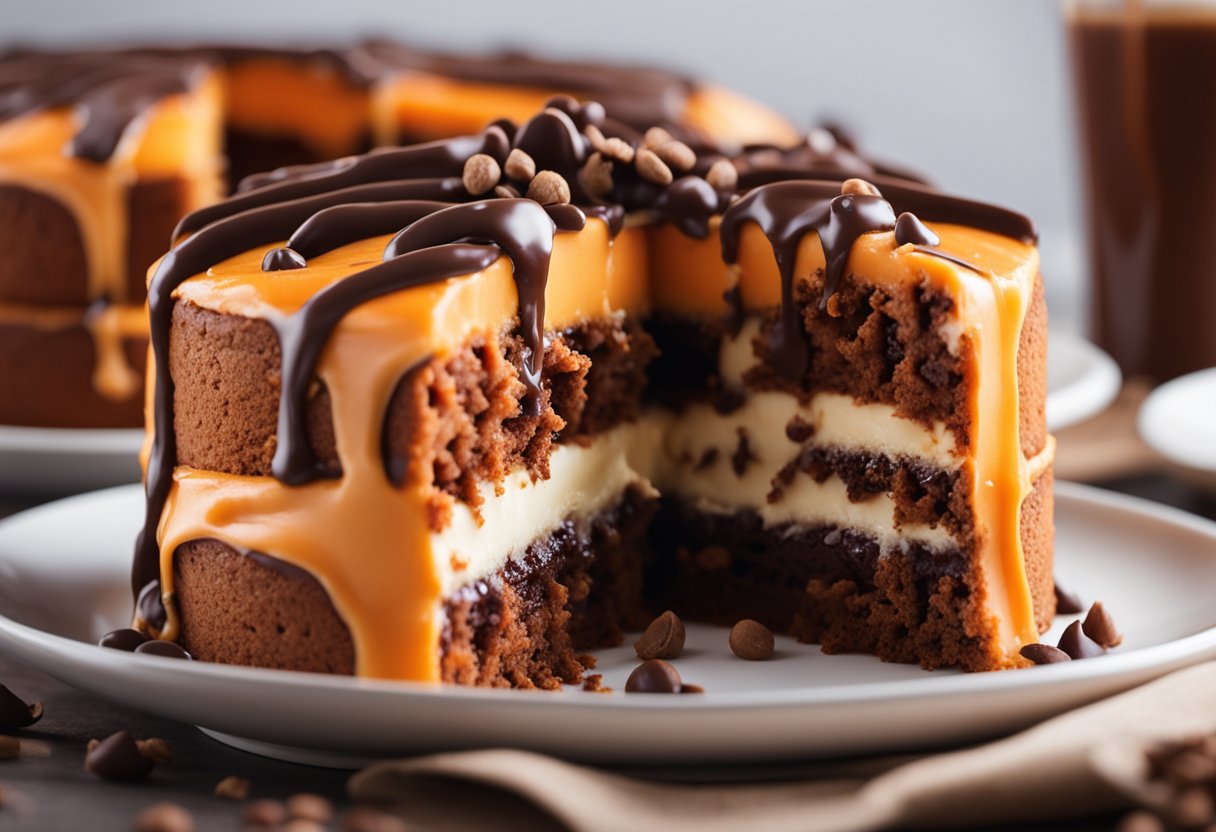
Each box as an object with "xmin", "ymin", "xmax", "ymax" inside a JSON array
[{"xmin": 1067, "ymin": 0, "xmax": 1216, "ymax": 380}]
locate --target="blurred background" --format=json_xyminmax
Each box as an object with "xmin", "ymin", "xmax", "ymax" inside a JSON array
[{"xmin": 4, "ymin": 0, "xmax": 1083, "ymax": 325}]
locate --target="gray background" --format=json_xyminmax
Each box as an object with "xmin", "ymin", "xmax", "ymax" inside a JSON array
[{"xmin": 2, "ymin": 0, "xmax": 1085, "ymax": 323}]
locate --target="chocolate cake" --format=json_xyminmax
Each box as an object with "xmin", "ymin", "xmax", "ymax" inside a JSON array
[
  {"xmin": 0, "ymin": 43, "xmax": 797, "ymax": 428},
  {"xmin": 128, "ymin": 98, "xmax": 1054, "ymax": 681}
]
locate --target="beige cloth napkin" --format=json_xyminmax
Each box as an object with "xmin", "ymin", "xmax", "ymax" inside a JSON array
[{"xmin": 349, "ymin": 662, "xmax": 1216, "ymax": 832}]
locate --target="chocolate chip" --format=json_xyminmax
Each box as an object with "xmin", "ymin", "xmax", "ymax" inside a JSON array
[
  {"xmin": 502, "ymin": 148, "xmax": 536, "ymax": 182},
  {"xmin": 286, "ymin": 793, "xmax": 334, "ymax": 824},
  {"xmin": 99, "ymin": 628, "xmax": 150, "ymax": 651},
  {"xmin": 634, "ymin": 611, "xmax": 686, "ymax": 661},
  {"xmin": 705, "ymin": 159, "xmax": 738, "ymax": 191},
  {"xmin": 0, "ymin": 685, "xmax": 41, "ymax": 730},
  {"xmin": 1020, "ymin": 643, "xmax": 1071, "ymax": 665},
  {"xmin": 134, "ymin": 640, "xmax": 191, "ymax": 660},
  {"xmin": 625, "ymin": 659, "xmax": 682, "ymax": 693},
  {"xmin": 1082, "ymin": 602, "xmax": 1123, "ymax": 648},
  {"xmin": 894, "ymin": 212, "xmax": 940, "ymax": 247},
  {"xmin": 1054, "ymin": 579, "xmax": 1085, "ymax": 615},
  {"xmin": 244, "ymin": 799, "xmax": 288, "ymax": 826},
  {"xmin": 461, "ymin": 153, "xmax": 501, "ymax": 196},
  {"xmin": 729, "ymin": 619, "xmax": 774, "ymax": 661},
  {"xmin": 1057, "ymin": 620, "xmax": 1106, "ymax": 660},
  {"xmin": 261, "ymin": 247, "xmax": 307, "ymax": 272},
  {"xmin": 1115, "ymin": 811, "xmax": 1165, "ymax": 832},
  {"xmin": 342, "ymin": 806, "xmax": 410, "ymax": 832},
  {"xmin": 214, "ymin": 775, "xmax": 249, "ymax": 800},
  {"xmin": 136, "ymin": 737, "xmax": 173, "ymax": 765},
  {"xmin": 85, "ymin": 731, "xmax": 155, "ymax": 781},
  {"xmin": 525, "ymin": 171, "xmax": 571, "ymax": 206},
  {"xmin": 0, "ymin": 736, "xmax": 20, "ymax": 759},
  {"xmin": 133, "ymin": 802, "xmax": 194, "ymax": 832},
  {"xmin": 785, "ymin": 414, "xmax": 814, "ymax": 443}
]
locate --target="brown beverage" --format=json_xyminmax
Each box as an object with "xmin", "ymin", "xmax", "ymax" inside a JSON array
[{"xmin": 1069, "ymin": 3, "xmax": 1216, "ymax": 380}]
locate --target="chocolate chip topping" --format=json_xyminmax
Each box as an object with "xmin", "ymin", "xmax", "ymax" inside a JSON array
[
  {"xmin": 729, "ymin": 619, "xmax": 775, "ymax": 661},
  {"xmin": 1054, "ymin": 581, "xmax": 1085, "ymax": 616},
  {"xmin": 85, "ymin": 730, "xmax": 156, "ymax": 782},
  {"xmin": 624, "ymin": 659, "xmax": 683, "ymax": 693},
  {"xmin": 1020, "ymin": 643, "xmax": 1071, "ymax": 665},
  {"xmin": 99, "ymin": 628, "xmax": 151, "ymax": 651},
  {"xmin": 261, "ymin": 247, "xmax": 307, "ymax": 272},
  {"xmin": 894, "ymin": 212, "xmax": 940, "ymax": 247},
  {"xmin": 1057, "ymin": 620, "xmax": 1106, "ymax": 660},
  {"xmin": 134, "ymin": 640, "xmax": 192, "ymax": 660},
  {"xmin": 634, "ymin": 611, "xmax": 686, "ymax": 660},
  {"xmin": 0, "ymin": 685, "xmax": 42, "ymax": 730},
  {"xmin": 1082, "ymin": 601, "xmax": 1123, "ymax": 648}
]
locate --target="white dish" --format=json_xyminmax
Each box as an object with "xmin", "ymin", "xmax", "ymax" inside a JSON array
[
  {"xmin": 1046, "ymin": 330, "xmax": 1122, "ymax": 432},
  {"xmin": 1139, "ymin": 367, "xmax": 1216, "ymax": 494},
  {"xmin": 0, "ymin": 425, "xmax": 142, "ymax": 496},
  {"xmin": 0, "ymin": 482, "xmax": 1213, "ymax": 766}
]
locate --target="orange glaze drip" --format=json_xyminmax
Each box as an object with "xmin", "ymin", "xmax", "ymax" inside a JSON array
[
  {"xmin": 154, "ymin": 218, "xmax": 648, "ymax": 680},
  {"xmin": 85, "ymin": 303, "xmax": 147, "ymax": 401}
]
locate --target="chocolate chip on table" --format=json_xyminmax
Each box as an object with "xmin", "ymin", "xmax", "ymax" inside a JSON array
[
  {"xmin": 341, "ymin": 806, "xmax": 410, "ymax": 832},
  {"xmin": 243, "ymin": 799, "xmax": 288, "ymax": 826},
  {"xmin": 134, "ymin": 640, "xmax": 192, "ymax": 660},
  {"xmin": 99, "ymin": 628, "xmax": 150, "ymax": 651},
  {"xmin": 214, "ymin": 774, "xmax": 250, "ymax": 800},
  {"xmin": 625, "ymin": 659, "xmax": 682, "ymax": 693},
  {"xmin": 1019, "ymin": 642, "xmax": 1071, "ymax": 665},
  {"xmin": 286, "ymin": 793, "xmax": 334, "ymax": 824},
  {"xmin": 84, "ymin": 731, "xmax": 156, "ymax": 782},
  {"xmin": 1057, "ymin": 620, "xmax": 1106, "ymax": 660},
  {"xmin": 0, "ymin": 736, "xmax": 20, "ymax": 759},
  {"xmin": 1053, "ymin": 579, "xmax": 1085, "ymax": 615},
  {"xmin": 729, "ymin": 619, "xmax": 775, "ymax": 661},
  {"xmin": 634, "ymin": 611, "xmax": 686, "ymax": 661},
  {"xmin": 0, "ymin": 685, "xmax": 42, "ymax": 730},
  {"xmin": 1082, "ymin": 601, "xmax": 1123, "ymax": 648},
  {"xmin": 133, "ymin": 802, "xmax": 195, "ymax": 832}
]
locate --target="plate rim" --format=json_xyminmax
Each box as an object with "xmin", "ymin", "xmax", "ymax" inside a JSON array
[
  {"xmin": 0, "ymin": 424, "xmax": 144, "ymax": 455},
  {"xmin": 1138, "ymin": 366, "xmax": 1216, "ymax": 472},
  {"xmin": 1046, "ymin": 330, "xmax": 1122, "ymax": 432},
  {"xmin": 0, "ymin": 480, "xmax": 1213, "ymax": 713}
]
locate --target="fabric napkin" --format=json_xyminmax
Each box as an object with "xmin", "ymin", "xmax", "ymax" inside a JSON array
[{"xmin": 349, "ymin": 662, "xmax": 1216, "ymax": 832}]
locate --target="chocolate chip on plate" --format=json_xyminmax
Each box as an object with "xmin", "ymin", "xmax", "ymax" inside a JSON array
[
  {"xmin": 0, "ymin": 685, "xmax": 41, "ymax": 731},
  {"xmin": 634, "ymin": 611, "xmax": 686, "ymax": 660},
  {"xmin": 1057, "ymin": 620, "xmax": 1106, "ymax": 660},
  {"xmin": 133, "ymin": 640, "xmax": 192, "ymax": 660},
  {"xmin": 1020, "ymin": 643, "xmax": 1072, "ymax": 665},
  {"xmin": 625, "ymin": 659, "xmax": 683, "ymax": 693},
  {"xmin": 1053, "ymin": 579, "xmax": 1085, "ymax": 615},
  {"xmin": 84, "ymin": 731, "xmax": 155, "ymax": 782},
  {"xmin": 99, "ymin": 628, "xmax": 150, "ymax": 651},
  {"xmin": 1082, "ymin": 601, "xmax": 1123, "ymax": 648},
  {"xmin": 729, "ymin": 619, "xmax": 774, "ymax": 661}
]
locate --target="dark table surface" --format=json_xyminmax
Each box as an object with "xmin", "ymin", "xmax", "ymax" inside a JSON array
[{"xmin": 0, "ymin": 473, "xmax": 1212, "ymax": 832}]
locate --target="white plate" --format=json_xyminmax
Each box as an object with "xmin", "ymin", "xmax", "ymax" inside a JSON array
[
  {"xmin": 1139, "ymin": 367, "xmax": 1216, "ymax": 494},
  {"xmin": 0, "ymin": 482, "xmax": 1213, "ymax": 767},
  {"xmin": 0, "ymin": 425, "xmax": 142, "ymax": 496},
  {"xmin": 1046, "ymin": 330, "xmax": 1122, "ymax": 431}
]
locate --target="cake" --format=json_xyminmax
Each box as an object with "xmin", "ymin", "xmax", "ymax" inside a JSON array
[
  {"xmin": 129, "ymin": 99, "xmax": 1055, "ymax": 681},
  {"xmin": 0, "ymin": 43, "xmax": 797, "ymax": 429}
]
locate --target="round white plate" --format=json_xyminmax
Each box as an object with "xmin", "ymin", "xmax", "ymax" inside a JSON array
[
  {"xmin": 0, "ymin": 483, "xmax": 1213, "ymax": 766},
  {"xmin": 0, "ymin": 425, "xmax": 142, "ymax": 496},
  {"xmin": 1139, "ymin": 367, "xmax": 1216, "ymax": 494},
  {"xmin": 1046, "ymin": 330, "xmax": 1122, "ymax": 432}
]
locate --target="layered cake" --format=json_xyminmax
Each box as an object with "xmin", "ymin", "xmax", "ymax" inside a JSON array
[
  {"xmin": 130, "ymin": 100, "xmax": 1055, "ymax": 681},
  {"xmin": 0, "ymin": 43, "xmax": 796, "ymax": 428}
]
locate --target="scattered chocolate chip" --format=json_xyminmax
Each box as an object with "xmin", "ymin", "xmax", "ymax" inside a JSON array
[
  {"xmin": 341, "ymin": 806, "xmax": 410, "ymax": 832},
  {"xmin": 1020, "ymin": 642, "xmax": 1071, "ymax": 665},
  {"xmin": 729, "ymin": 619, "xmax": 775, "ymax": 661},
  {"xmin": 625, "ymin": 659, "xmax": 682, "ymax": 693},
  {"xmin": 286, "ymin": 793, "xmax": 334, "ymax": 824},
  {"xmin": 136, "ymin": 737, "xmax": 173, "ymax": 765},
  {"xmin": 1082, "ymin": 602, "xmax": 1123, "ymax": 648},
  {"xmin": 133, "ymin": 802, "xmax": 195, "ymax": 832},
  {"xmin": 1054, "ymin": 580, "xmax": 1085, "ymax": 615},
  {"xmin": 526, "ymin": 171, "xmax": 571, "ymax": 206},
  {"xmin": 1057, "ymin": 620, "xmax": 1106, "ymax": 660},
  {"xmin": 461, "ymin": 153, "xmax": 501, "ymax": 196},
  {"xmin": 894, "ymin": 212, "xmax": 940, "ymax": 247},
  {"xmin": 785, "ymin": 414, "xmax": 814, "ymax": 443},
  {"xmin": 634, "ymin": 611, "xmax": 686, "ymax": 660},
  {"xmin": 214, "ymin": 775, "xmax": 250, "ymax": 800},
  {"xmin": 1116, "ymin": 811, "xmax": 1165, "ymax": 832},
  {"xmin": 652, "ymin": 140, "xmax": 695, "ymax": 172},
  {"xmin": 679, "ymin": 684, "xmax": 705, "ymax": 694},
  {"xmin": 503, "ymin": 148, "xmax": 536, "ymax": 182},
  {"xmin": 841, "ymin": 178, "xmax": 881, "ymax": 197},
  {"xmin": 0, "ymin": 736, "xmax": 20, "ymax": 759},
  {"xmin": 261, "ymin": 247, "xmax": 307, "ymax": 272},
  {"xmin": 85, "ymin": 731, "xmax": 155, "ymax": 782},
  {"xmin": 0, "ymin": 686, "xmax": 41, "ymax": 730},
  {"xmin": 493, "ymin": 184, "xmax": 520, "ymax": 199},
  {"xmin": 244, "ymin": 799, "xmax": 288, "ymax": 827},
  {"xmin": 695, "ymin": 545, "xmax": 732, "ymax": 571},
  {"xmin": 134, "ymin": 640, "xmax": 191, "ymax": 660},
  {"xmin": 99, "ymin": 628, "xmax": 151, "ymax": 651},
  {"xmin": 599, "ymin": 137, "xmax": 635, "ymax": 164},
  {"xmin": 634, "ymin": 148, "xmax": 673, "ymax": 186},
  {"xmin": 706, "ymin": 159, "xmax": 738, "ymax": 191},
  {"xmin": 643, "ymin": 126, "xmax": 673, "ymax": 149},
  {"xmin": 579, "ymin": 152, "xmax": 614, "ymax": 197}
]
